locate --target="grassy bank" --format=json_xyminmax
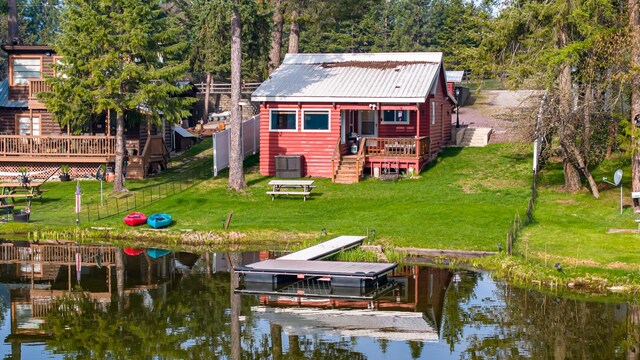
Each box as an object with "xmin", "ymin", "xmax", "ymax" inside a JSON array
[
  {"xmin": 506, "ymin": 155, "xmax": 640, "ymax": 291},
  {"xmin": 0, "ymin": 142, "xmax": 532, "ymax": 251},
  {"xmin": 5, "ymin": 138, "xmax": 639, "ymax": 293}
]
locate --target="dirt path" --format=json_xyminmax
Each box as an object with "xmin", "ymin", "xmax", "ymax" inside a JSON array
[{"xmin": 452, "ymin": 90, "xmax": 540, "ymax": 143}]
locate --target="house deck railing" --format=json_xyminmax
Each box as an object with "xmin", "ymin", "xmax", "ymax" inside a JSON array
[
  {"xmin": 363, "ymin": 137, "xmax": 430, "ymax": 158},
  {"xmin": 29, "ymin": 79, "xmax": 51, "ymax": 99},
  {"xmin": 0, "ymin": 135, "xmax": 116, "ymax": 158}
]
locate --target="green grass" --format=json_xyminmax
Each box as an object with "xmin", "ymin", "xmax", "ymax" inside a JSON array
[
  {"xmin": 513, "ymin": 155, "xmax": 640, "ymax": 287},
  {"xmin": 1, "ymin": 142, "xmax": 532, "ymax": 251}
]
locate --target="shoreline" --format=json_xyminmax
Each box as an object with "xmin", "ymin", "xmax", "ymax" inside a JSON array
[{"xmin": 1, "ymin": 226, "xmax": 638, "ymax": 299}]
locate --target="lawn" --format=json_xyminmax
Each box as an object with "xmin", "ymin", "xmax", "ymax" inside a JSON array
[
  {"xmin": 515, "ymin": 155, "xmax": 640, "ymax": 284},
  {"xmin": 0, "ymin": 141, "xmax": 533, "ymax": 251}
]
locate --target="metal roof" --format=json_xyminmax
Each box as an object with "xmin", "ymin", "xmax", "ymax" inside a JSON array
[
  {"xmin": 173, "ymin": 125, "xmax": 195, "ymax": 138},
  {"xmin": 0, "ymin": 79, "xmax": 27, "ymax": 108},
  {"xmin": 446, "ymin": 70, "xmax": 465, "ymax": 83},
  {"xmin": 252, "ymin": 306, "xmax": 438, "ymax": 342},
  {"xmin": 252, "ymin": 52, "xmax": 444, "ymax": 103}
]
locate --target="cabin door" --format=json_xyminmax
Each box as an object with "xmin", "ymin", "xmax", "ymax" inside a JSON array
[{"xmin": 359, "ymin": 110, "xmax": 377, "ymax": 137}]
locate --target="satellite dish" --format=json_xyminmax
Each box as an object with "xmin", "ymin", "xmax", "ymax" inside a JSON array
[{"xmin": 613, "ymin": 169, "xmax": 623, "ymax": 186}]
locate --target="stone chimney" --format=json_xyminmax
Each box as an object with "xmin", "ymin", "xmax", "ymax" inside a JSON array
[{"xmin": 8, "ymin": 0, "xmax": 19, "ymax": 45}]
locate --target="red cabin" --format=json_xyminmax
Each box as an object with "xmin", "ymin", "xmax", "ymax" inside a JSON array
[{"xmin": 252, "ymin": 53, "xmax": 456, "ymax": 183}]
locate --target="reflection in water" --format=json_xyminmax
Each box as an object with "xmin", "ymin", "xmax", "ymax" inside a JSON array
[{"xmin": 0, "ymin": 241, "xmax": 635, "ymax": 359}]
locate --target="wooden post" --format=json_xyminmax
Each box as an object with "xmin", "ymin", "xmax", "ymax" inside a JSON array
[
  {"xmin": 224, "ymin": 211, "xmax": 233, "ymax": 229},
  {"xmin": 107, "ymin": 109, "xmax": 111, "ymax": 136}
]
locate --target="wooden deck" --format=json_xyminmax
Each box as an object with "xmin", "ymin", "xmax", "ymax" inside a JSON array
[
  {"xmin": 0, "ymin": 135, "xmax": 116, "ymax": 163},
  {"xmin": 279, "ymin": 235, "xmax": 365, "ymax": 260}
]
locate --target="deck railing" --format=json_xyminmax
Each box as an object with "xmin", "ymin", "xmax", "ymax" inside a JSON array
[
  {"xmin": 0, "ymin": 244, "xmax": 118, "ymax": 266},
  {"xmin": 29, "ymin": 79, "xmax": 51, "ymax": 99},
  {"xmin": 0, "ymin": 135, "xmax": 116, "ymax": 158},
  {"xmin": 363, "ymin": 137, "xmax": 430, "ymax": 158}
]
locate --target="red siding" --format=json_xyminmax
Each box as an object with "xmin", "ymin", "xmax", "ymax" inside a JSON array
[
  {"xmin": 260, "ymin": 103, "xmax": 340, "ymax": 178},
  {"xmin": 259, "ymin": 66, "xmax": 455, "ymax": 178}
]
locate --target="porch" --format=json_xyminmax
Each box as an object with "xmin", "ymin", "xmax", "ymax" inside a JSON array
[
  {"xmin": 0, "ymin": 134, "xmax": 116, "ymax": 162},
  {"xmin": 332, "ymin": 136, "xmax": 430, "ymax": 183}
]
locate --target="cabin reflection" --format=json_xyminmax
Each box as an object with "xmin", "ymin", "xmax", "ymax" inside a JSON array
[
  {"xmin": 247, "ymin": 264, "xmax": 453, "ymax": 342},
  {"xmin": 0, "ymin": 241, "xmax": 199, "ymax": 358}
]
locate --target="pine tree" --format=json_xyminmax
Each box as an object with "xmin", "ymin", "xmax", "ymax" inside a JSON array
[{"xmin": 44, "ymin": 0, "xmax": 193, "ymax": 193}]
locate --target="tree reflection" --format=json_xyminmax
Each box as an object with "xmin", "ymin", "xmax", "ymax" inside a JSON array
[{"xmin": 460, "ymin": 282, "xmax": 632, "ymax": 359}]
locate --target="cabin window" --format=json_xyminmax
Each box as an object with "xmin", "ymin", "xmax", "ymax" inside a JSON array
[
  {"xmin": 269, "ymin": 109, "xmax": 297, "ymax": 131},
  {"xmin": 17, "ymin": 115, "xmax": 40, "ymax": 136},
  {"xmin": 12, "ymin": 57, "xmax": 42, "ymax": 85},
  {"xmin": 302, "ymin": 109, "xmax": 330, "ymax": 131},
  {"xmin": 381, "ymin": 110, "xmax": 409, "ymax": 124}
]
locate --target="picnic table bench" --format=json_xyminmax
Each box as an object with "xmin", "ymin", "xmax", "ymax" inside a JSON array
[{"xmin": 267, "ymin": 180, "xmax": 316, "ymax": 201}]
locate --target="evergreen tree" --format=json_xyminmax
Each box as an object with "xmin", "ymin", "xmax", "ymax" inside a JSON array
[
  {"xmin": 44, "ymin": 0, "xmax": 193, "ymax": 192},
  {"xmin": 19, "ymin": 0, "xmax": 61, "ymax": 45}
]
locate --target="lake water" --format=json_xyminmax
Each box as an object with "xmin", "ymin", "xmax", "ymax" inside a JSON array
[{"xmin": 0, "ymin": 241, "xmax": 636, "ymax": 359}]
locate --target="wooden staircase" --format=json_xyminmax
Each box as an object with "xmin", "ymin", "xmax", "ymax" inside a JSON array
[
  {"xmin": 334, "ymin": 155, "xmax": 362, "ymax": 184},
  {"xmin": 126, "ymin": 135, "xmax": 169, "ymax": 180},
  {"xmin": 458, "ymin": 127, "xmax": 493, "ymax": 147}
]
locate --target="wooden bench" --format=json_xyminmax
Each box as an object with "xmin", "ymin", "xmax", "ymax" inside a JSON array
[{"xmin": 266, "ymin": 191, "xmax": 312, "ymax": 201}]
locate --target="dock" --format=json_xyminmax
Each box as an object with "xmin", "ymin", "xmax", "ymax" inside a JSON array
[
  {"xmin": 234, "ymin": 236, "xmax": 397, "ymax": 299},
  {"xmin": 278, "ymin": 235, "xmax": 365, "ymax": 260}
]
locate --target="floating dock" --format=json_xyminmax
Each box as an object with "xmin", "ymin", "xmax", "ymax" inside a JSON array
[
  {"xmin": 234, "ymin": 236, "xmax": 396, "ymax": 299},
  {"xmin": 278, "ymin": 235, "xmax": 366, "ymax": 261}
]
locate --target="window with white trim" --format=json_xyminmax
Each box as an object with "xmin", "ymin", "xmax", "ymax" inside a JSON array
[
  {"xmin": 431, "ymin": 102, "xmax": 436, "ymax": 125},
  {"xmin": 302, "ymin": 109, "xmax": 330, "ymax": 131},
  {"xmin": 269, "ymin": 109, "xmax": 297, "ymax": 131},
  {"xmin": 12, "ymin": 58, "xmax": 41, "ymax": 85},
  {"xmin": 17, "ymin": 115, "xmax": 40, "ymax": 135},
  {"xmin": 381, "ymin": 110, "xmax": 409, "ymax": 124}
]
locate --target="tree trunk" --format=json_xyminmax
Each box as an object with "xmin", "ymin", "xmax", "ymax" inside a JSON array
[
  {"xmin": 269, "ymin": 0, "xmax": 284, "ymax": 73},
  {"xmin": 630, "ymin": 0, "xmax": 640, "ymax": 209},
  {"xmin": 629, "ymin": 304, "xmax": 640, "ymax": 360},
  {"xmin": 556, "ymin": 18, "xmax": 581, "ymax": 192},
  {"xmin": 228, "ymin": 6, "xmax": 246, "ymax": 191},
  {"xmin": 271, "ymin": 323, "xmax": 283, "ymax": 360},
  {"xmin": 112, "ymin": 110, "xmax": 127, "ymax": 193},
  {"xmin": 562, "ymin": 142, "xmax": 600, "ymax": 198},
  {"xmin": 115, "ymin": 248, "xmax": 124, "ymax": 313},
  {"xmin": 203, "ymin": 72, "xmax": 211, "ymax": 122},
  {"xmin": 288, "ymin": 7, "xmax": 300, "ymax": 54},
  {"xmin": 229, "ymin": 252, "xmax": 242, "ymax": 360},
  {"xmin": 583, "ymin": 84, "xmax": 592, "ymax": 162}
]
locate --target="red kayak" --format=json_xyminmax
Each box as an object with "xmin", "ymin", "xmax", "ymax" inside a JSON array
[
  {"xmin": 123, "ymin": 212, "xmax": 147, "ymax": 226},
  {"xmin": 123, "ymin": 248, "xmax": 145, "ymax": 256}
]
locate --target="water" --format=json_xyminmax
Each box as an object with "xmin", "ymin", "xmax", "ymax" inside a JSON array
[{"xmin": 0, "ymin": 242, "xmax": 636, "ymax": 359}]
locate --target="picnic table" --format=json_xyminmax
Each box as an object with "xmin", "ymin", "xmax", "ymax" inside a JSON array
[
  {"xmin": 267, "ymin": 180, "xmax": 316, "ymax": 201},
  {"xmin": 0, "ymin": 182, "xmax": 46, "ymax": 208}
]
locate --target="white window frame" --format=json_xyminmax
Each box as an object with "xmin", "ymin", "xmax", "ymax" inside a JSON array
[
  {"xmin": 431, "ymin": 101, "xmax": 436, "ymax": 125},
  {"xmin": 301, "ymin": 109, "xmax": 331, "ymax": 132},
  {"xmin": 11, "ymin": 57, "xmax": 42, "ymax": 86},
  {"xmin": 380, "ymin": 109, "xmax": 410, "ymax": 125},
  {"xmin": 17, "ymin": 115, "xmax": 41, "ymax": 136},
  {"xmin": 269, "ymin": 109, "xmax": 298, "ymax": 132}
]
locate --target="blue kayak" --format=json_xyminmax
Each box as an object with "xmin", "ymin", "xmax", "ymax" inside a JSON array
[
  {"xmin": 147, "ymin": 248, "xmax": 171, "ymax": 259},
  {"xmin": 147, "ymin": 213, "xmax": 172, "ymax": 229}
]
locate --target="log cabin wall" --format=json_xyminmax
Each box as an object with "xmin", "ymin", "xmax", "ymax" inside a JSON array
[
  {"xmin": 428, "ymin": 69, "xmax": 453, "ymax": 153},
  {"xmin": 259, "ymin": 103, "xmax": 340, "ymax": 178},
  {"xmin": 0, "ymin": 108, "xmax": 61, "ymax": 135},
  {"xmin": 7, "ymin": 51, "xmax": 55, "ymax": 102}
]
